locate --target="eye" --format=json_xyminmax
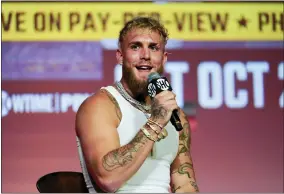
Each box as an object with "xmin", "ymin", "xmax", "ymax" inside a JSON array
[
  {"xmin": 149, "ymin": 45, "xmax": 159, "ymax": 51},
  {"xmin": 130, "ymin": 44, "xmax": 140, "ymax": 50}
]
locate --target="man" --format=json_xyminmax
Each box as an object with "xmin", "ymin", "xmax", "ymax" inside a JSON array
[{"xmin": 76, "ymin": 17, "xmax": 199, "ymax": 193}]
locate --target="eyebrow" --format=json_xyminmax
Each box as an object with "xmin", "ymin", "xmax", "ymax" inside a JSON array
[{"xmin": 128, "ymin": 41, "xmax": 160, "ymax": 47}]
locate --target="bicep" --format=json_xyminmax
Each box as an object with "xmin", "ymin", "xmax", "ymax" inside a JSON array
[{"xmin": 76, "ymin": 94, "xmax": 121, "ymax": 178}]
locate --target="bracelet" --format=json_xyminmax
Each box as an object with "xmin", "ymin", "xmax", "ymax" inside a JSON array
[
  {"xmin": 145, "ymin": 123, "xmax": 168, "ymax": 141},
  {"xmin": 155, "ymin": 128, "xmax": 168, "ymax": 141},
  {"xmin": 148, "ymin": 119, "xmax": 163, "ymax": 130},
  {"xmin": 146, "ymin": 122, "xmax": 160, "ymax": 135},
  {"xmin": 141, "ymin": 127, "xmax": 157, "ymax": 142},
  {"xmin": 160, "ymin": 128, "xmax": 168, "ymax": 139},
  {"xmin": 147, "ymin": 123, "xmax": 163, "ymax": 142}
]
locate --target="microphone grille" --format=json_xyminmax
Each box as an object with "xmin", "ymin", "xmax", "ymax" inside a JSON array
[{"xmin": 147, "ymin": 72, "xmax": 161, "ymax": 83}]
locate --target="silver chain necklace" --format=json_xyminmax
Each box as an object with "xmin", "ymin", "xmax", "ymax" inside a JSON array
[{"xmin": 115, "ymin": 81, "xmax": 151, "ymax": 114}]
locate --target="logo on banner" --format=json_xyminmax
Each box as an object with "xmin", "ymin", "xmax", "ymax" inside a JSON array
[
  {"xmin": 2, "ymin": 90, "xmax": 12, "ymax": 117},
  {"xmin": 1, "ymin": 90, "xmax": 92, "ymax": 117}
]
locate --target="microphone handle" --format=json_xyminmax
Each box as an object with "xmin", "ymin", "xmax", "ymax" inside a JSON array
[{"xmin": 170, "ymin": 109, "xmax": 183, "ymax": 131}]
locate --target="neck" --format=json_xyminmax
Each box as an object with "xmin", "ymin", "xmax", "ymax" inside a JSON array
[{"xmin": 120, "ymin": 79, "xmax": 151, "ymax": 106}]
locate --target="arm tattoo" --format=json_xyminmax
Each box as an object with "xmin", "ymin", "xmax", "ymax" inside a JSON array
[
  {"xmin": 171, "ymin": 111, "xmax": 199, "ymax": 192},
  {"xmin": 178, "ymin": 110, "xmax": 191, "ymax": 155},
  {"xmin": 151, "ymin": 98, "xmax": 168, "ymax": 120},
  {"xmin": 171, "ymin": 184, "xmax": 181, "ymax": 192},
  {"xmin": 102, "ymin": 130, "xmax": 148, "ymax": 171},
  {"xmin": 190, "ymin": 181, "xmax": 199, "ymax": 192},
  {"xmin": 101, "ymin": 89, "xmax": 122, "ymax": 121},
  {"xmin": 171, "ymin": 162, "xmax": 193, "ymax": 178},
  {"xmin": 171, "ymin": 181, "xmax": 199, "ymax": 193}
]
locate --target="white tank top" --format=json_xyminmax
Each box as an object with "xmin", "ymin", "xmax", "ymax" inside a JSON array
[{"xmin": 77, "ymin": 86, "xmax": 179, "ymax": 193}]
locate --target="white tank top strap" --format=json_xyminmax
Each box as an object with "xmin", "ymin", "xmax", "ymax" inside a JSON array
[
  {"xmin": 100, "ymin": 85, "xmax": 123, "ymax": 102},
  {"xmin": 100, "ymin": 85, "xmax": 133, "ymax": 115}
]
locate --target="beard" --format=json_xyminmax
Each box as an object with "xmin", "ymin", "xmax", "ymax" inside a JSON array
[{"xmin": 122, "ymin": 64, "xmax": 164, "ymax": 102}]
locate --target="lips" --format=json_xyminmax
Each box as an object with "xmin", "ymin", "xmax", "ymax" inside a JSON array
[{"xmin": 136, "ymin": 65, "xmax": 153, "ymax": 71}]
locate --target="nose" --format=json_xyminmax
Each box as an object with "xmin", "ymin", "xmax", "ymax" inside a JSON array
[{"xmin": 140, "ymin": 47, "xmax": 150, "ymax": 60}]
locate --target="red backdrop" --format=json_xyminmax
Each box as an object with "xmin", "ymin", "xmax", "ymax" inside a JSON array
[{"xmin": 2, "ymin": 47, "xmax": 283, "ymax": 192}]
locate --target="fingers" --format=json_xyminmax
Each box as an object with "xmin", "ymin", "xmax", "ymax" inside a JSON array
[
  {"xmin": 166, "ymin": 101, "xmax": 179, "ymax": 112},
  {"xmin": 154, "ymin": 91, "xmax": 178, "ymax": 111},
  {"xmin": 155, "ymin": 91, "xmax": 176, "ymax": 101}
]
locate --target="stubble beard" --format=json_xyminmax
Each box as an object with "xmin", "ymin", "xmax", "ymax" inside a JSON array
[{"xmin": 122, "ymin": 64, "xmax": 164, "ymax": 102}]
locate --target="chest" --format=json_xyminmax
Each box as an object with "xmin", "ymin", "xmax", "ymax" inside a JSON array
[{"xmin": 117, "ymin": 107, "xmax": 179, "ymax": 162}]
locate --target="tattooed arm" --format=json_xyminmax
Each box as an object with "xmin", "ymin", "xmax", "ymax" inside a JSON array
[
  {"xmin": 76, "ymin": 89, "xmax": 156, "ymax": 192},
  {"xmin": 170, "ymin": 109, "xmax": 199, "ymax": 193}
]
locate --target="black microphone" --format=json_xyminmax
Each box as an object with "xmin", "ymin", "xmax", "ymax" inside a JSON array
[{"xmin": 147, "ymin": 72, "xmax": 183, "ymax": 131}]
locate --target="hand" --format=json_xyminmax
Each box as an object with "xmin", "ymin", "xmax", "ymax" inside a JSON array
[{"xmin": 149, "ymin": 91, "xmax": 179, "ymax": 128}]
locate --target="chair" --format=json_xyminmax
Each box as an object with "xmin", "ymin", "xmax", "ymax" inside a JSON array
[{"xmin": 36, "ymin": 171, "xmax": 89, "ymax": 193}]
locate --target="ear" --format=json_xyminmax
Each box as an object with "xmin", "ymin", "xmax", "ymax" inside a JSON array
[
  {"xmin": 116, "ymin": 49, "xmax": 123, "ymax": 65},
  {"xmin": 162, "ymin": 51, "xmax": 168, "ymax": 66}
]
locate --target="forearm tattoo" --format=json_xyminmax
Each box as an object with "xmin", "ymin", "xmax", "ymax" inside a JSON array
[
  {"xmin": 171, "ymin": 110, "xmax": 199, "ymax": 192},
  {"xmin": 172, "ymin": 184, "xmax": 181, "ymax": 192},
  {"xmin": 172, "ymin": 180, "xmax": 199, "ymax": 193},
  {"xmin": 102, "ymin": 130, "xmax": 148, "ymax": 171},
  {"xmin": 178, "ymin": 110, "xmax": 191, "ymax": 155},
  {"xmin": 190, "ymin": 181, "xmax": 199, "ymax": 192},
  {"xmin": 171, "ymin": 162, "xmax": 193, "ymax": 178},
  {"xmin": 151, "ymin": 98, "xmax": 168, "ymax": 120}
]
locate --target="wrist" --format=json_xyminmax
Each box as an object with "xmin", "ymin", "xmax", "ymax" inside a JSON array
[
  {"xmin": 147, "ymin": 118, "xmax": 165, "ymax": 130},
  {"xmin": 145, "ymin": 120, "xmax": 168, "ymax": 141},
  {"xmin": 140, "ymin": 126, "xmax": 158, "ymax": 142}
]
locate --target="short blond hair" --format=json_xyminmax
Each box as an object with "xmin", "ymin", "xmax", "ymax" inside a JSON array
[{"xmin": 118, "ymin": 17, "xmax": 169, "ymax": 48}]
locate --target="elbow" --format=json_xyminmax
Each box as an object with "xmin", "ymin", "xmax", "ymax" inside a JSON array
[{"xmin": 96, "ymin": 175, "xmax": 122, "ymax": 193}]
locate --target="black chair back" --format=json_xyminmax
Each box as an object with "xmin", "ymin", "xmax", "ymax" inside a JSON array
[{"xmin": 36, "ymin": 171, "xmax": 89, "ymax": 193}]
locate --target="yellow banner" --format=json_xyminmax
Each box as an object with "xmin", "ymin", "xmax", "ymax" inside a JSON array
[{"xmin": 2, "ymin": 2, "xmax": 283, "ymax": 41}]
